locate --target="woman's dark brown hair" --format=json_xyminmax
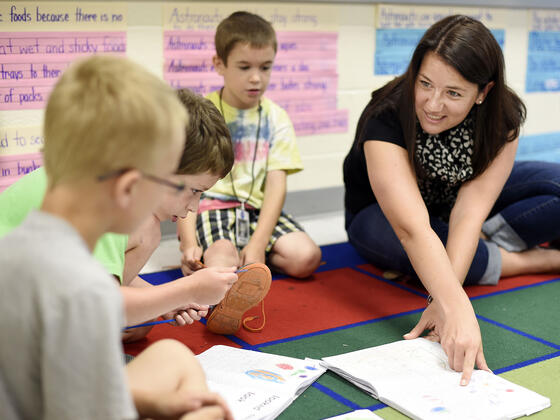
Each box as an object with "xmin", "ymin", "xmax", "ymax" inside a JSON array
[{"xmin": 355, "ymin": 15, "xmax": 526, "ymax": 178}]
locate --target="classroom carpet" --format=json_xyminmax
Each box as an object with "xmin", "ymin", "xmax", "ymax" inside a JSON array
[{"xmin": 124, "ymin": 242, "xmax": 560, "ymax": 419}]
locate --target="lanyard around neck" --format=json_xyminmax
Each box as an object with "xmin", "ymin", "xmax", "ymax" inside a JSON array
[{"xmin": 218, "ymin": 87, "xmax": 262, "ymax": 206}]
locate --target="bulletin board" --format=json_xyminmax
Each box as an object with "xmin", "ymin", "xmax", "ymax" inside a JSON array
[{"xmin": 1, "ymin": 1, "xmax": 560, "ymax": 194}]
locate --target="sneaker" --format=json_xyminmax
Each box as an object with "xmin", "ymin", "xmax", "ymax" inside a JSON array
[{"xmin": 206, "ymin": 263, "xmax": 272, "ymax": 335}]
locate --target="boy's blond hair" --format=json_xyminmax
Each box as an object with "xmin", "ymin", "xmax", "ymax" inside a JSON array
[
  {"xmin": 215, "ymin": 11, "xmax": 277, "ymax": 65},
  {"xmin": 176, "ymin": 89, "xmax": 234, "ymax": 178},
  {"xmin": 43, "ymin": 55, "xmax": 188, "ymax": 186}
]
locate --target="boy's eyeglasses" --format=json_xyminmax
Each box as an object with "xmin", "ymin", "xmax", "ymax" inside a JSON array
[{"xmin": 97, "ymin": 168, "xmax": 185, "ymax": 193}]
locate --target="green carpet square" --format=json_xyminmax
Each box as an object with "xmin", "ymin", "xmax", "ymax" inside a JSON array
[
  {"xmin": 478, "ymin": 318, "xmax": 557, "ymax": 370},
  {"xmin": 473, "ymin": 280, "xmax": 560, "ymax": 346},
  {"xmin": 500, "ymin": 355, "xmax": 560, "ymax": 419}
]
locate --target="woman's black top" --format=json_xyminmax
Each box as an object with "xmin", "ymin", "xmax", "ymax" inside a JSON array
[{"xmin": 343, "ymin": 108, "xmax": 475, "ymax": 220}]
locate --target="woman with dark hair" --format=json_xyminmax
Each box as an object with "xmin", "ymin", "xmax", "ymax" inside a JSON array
[{"xmin": 344, "ymin": 15, "xmax": 559, "ymax": 384}]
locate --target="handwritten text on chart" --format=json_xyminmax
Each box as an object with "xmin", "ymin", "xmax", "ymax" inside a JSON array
[
  {"xmin": 0, "ymin": 32, "xmax": 126, "ymax": 110},
  {"xmin": 526, "ymin": 31, "xmax": 560, "ymax": 92},
  {"xmin": 374, "ymin": 28, "xmax": 504, "ymax": 75},
  {"xmin": 0, "ymin": 126, "xmax": 43, "ymax": 192},
  {"xmin": 163, "ymin": 30, "xmax": 347, "ymax": 135},
  {"xmin": 0, "ymin": 128, "xmax": 43, "ymax": 154},
  {"xmin": 0, "ymin": 3, "xmax": 127, "ymax": 29},
  {"xmin": 162, "ymin": 4, "xmax": 337, "ymax": 31},
  {"xmin": 167, "ymin": 8, "xmax": 320, "ymax": 29},
  {"xmin": 0, "ymin": 153, "xmax": 43, "ymax": 192},
  {"xmin": 165, "ymin": 57, "xmax": 336, "ymax": 75},
  {"xmin": 377, "ymin": 6, "xmax": 499, "ymax": 29},
  {"xmin": 292, "ymin": 109, "xmax": 348, "ymax": 136},
  {"xmin": 530, "ymin": 10, "xmax": 560, "ymax": 32}
]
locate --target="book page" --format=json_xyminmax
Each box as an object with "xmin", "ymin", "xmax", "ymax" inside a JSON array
[
  {"xmin": 197, "ymin": 345, "xmax": 325, "ymax": 420},
  {"xmin": 323, "ymin": 409, "xmax": 384, "ymax": 420},
  {"xmin": 323, "ymin": 338, "xmax": 550, "ymax": 420}
]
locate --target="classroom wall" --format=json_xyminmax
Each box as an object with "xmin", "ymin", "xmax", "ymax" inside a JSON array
[{"xmin": 1, "ymin": 2, "xmax": 560, "ymax": 213}]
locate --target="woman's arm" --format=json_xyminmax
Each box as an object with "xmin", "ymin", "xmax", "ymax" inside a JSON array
[
  {"xmin": 364, "ymin": 140, "xmax": 487, "ymax": 384},
  {"xmin": 364, "ymin": 141, "xmax": 463, "ymax": 299},
  {"xmin": 447, "ymin": 138, "xmax": 518, "ymax": 284}
]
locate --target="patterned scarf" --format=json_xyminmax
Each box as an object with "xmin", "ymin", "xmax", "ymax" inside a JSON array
[{"xmin": 415, "ymin": 116, "xmax": 475, "ymax": 220}]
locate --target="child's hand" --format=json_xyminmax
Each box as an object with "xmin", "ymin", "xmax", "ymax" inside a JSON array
[
  {"xmin": 162, "ymin": 303, "xmax": 210, "ymax": 326},
  {"xmin": 181, "ymin": 245, "xmax": 204, "ymax": 276},
  {"xmin": 188, "ymin": 267, "xmax": 238, "ymax": 305},
  {"xmin": 240, "ymin": 241, "xmax": 266, "ymax": 266}
]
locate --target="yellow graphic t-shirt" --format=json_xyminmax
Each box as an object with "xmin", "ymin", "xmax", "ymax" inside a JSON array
[{"xmin": 203, "ymin": 91, "xmax": 303, "ymax": 210}]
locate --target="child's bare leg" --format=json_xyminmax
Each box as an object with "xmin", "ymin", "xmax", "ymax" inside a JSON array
[
  {"xmin": 268, "ymin": 232, "xmax": 322, "ymax": 278},
  {"xmin": 126, "ymin": 339, "xmax": 230, "ymax": 419},
  {"xmin": 500, "ymin": 247, "xmax": 560, "ymax": 277},
  {"xmin": 127, "ymin": 338, "xmax": 207, "ymax": 393},
  {"xmin": 204, "ymin": 239, "xmax": 240, "ymax": 268}
]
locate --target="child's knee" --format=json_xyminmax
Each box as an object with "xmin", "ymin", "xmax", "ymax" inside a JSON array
[
  {"xmin": 208, "ymin": 239, "xmax": 236, "ymax": 253},
  {"xmin": 204, "ymin": 239, "xmax": 239, "ymax": 264},
  {"xmin": 288, "ymin": 244, "xmax": 322, "ymax": 278},
  {"xmin": 150, "ymin": 338, "xmax": 194, "ymax": 357},
  {"xmin": 150, "ymin": 339, "xmax": 202, "ymax": 373}
]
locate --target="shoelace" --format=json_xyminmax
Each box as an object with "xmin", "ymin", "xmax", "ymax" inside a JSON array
[{"xmin": 242, "ymin": 300, "xmax": 266, "ymax": 332}]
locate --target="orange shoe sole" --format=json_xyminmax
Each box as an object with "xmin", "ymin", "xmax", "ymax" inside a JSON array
[{"xmin": 206, "ymin": 263, "xmax": 272, "ymax": 335}]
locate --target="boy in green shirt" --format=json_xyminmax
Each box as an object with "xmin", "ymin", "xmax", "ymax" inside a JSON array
[{"xmin": 0, "ymin": 88, "xmax": 240, "ymax": 342}]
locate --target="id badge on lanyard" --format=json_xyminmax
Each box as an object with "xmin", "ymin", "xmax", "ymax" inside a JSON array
[{"xmin": 235, "ymin": 202, "xmax": 250, "ymax": 247}]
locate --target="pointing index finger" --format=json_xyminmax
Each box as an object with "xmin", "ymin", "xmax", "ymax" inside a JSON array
[{"xmin": 460, "ymin": 348, "xmax": 476, "ymax": 386}]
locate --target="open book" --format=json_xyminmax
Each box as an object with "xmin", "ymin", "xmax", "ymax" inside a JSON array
[
  {"xmin": 322, "ymin": 338, "xmax": 550, "ymax": 420},
  {"xmin": 197, "ymin": 345, "xmax": 325, "ymax": 420}
]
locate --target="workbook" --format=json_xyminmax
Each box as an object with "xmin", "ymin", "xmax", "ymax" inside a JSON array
[
  {"xmin": 321, "ymin": 338, "xmax": 551, "ymax": 420},
  {"xmin": 196, "ymin": 345, "xmax": 325, "ymax": 420}
]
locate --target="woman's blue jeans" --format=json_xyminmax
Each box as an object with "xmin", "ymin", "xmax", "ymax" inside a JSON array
[{"xmin": 345, "ymin": 161, "xmax": 560, "ymax": 285}]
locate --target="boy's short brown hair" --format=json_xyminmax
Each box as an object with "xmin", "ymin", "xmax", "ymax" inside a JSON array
[
  {"xmin": 176, "ymin": 89, "xmax": 233, "ymax": 178},
  {"xmin": 43, "ymin": 56, "xmax": 188, "ymax": 186},
  {"xmin": 214, "ymin": 11, "xmax": 277, "ymax": 65}
]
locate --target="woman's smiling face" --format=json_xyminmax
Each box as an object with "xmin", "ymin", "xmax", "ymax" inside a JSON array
[{"xmin": 414, "ymin": 51, "xmax": 486, "ymax": 135}]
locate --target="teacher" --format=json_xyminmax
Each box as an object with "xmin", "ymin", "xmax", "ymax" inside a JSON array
[{"xmin": 343, "ymin": 15, "xmax": 559, "ymax": 384}]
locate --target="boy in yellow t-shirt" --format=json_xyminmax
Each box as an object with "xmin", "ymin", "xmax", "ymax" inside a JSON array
[{"xmin": 178, "ymin": 11, "xmax": 322, "ymax": 335}]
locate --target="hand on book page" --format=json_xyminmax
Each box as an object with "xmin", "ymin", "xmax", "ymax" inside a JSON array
[
  {"xmin": 404, "ymin": 297, "xmax": 490, "ymax": 385},
  {"xmin": 322, "ymin": 338, "xmax": 551, "ymax": 420},
  {"xmin": 197, "ymin": 345, "xmax": 326, "ymax": 420}
]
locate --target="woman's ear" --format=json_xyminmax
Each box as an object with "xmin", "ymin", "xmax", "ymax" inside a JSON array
[
  {"xmin": 477, "ymin": 81, "xmax": 495, "ymax": 104},
  {"xmin": 113, "ymin": 169, "xmax": 142, "ymax": 210},
  {"xmin": 212, "ymin": 55, "xmax": 226, "ymax": 76}
]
